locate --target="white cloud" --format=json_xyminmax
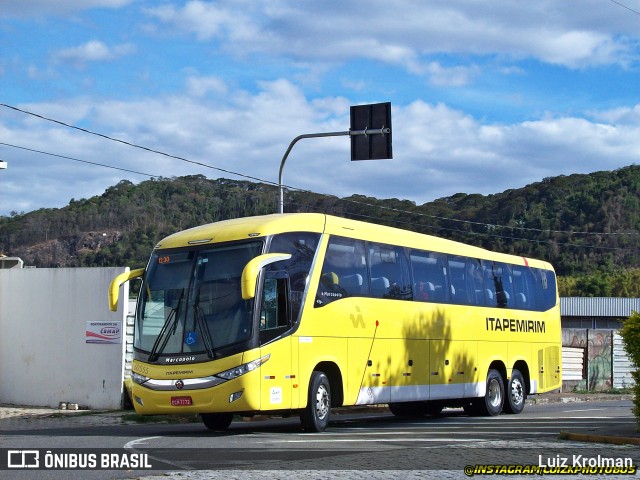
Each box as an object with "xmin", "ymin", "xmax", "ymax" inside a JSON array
[
  {"xmin": 143, "ymin": 0, "xmax": 639, "ymax": 71},
  {"xmin": 3, "ymin": 85, "xmax": 640, "ymax": 216},
  {"xmin": 589, "ymin": 105, "xmax": 640, "ymax": 125},
  {"xmin": 532, "ymin": 30, "xmax": 625, "ymax": 68},
  {"xmin": 2, "ymin": 0, "xmax": 639, "ymax": 220},
  {"xmin": 185, "ymin": 76, "xmax": 228, "ymax": 97},
  {"xmin": 53, "ymin": 41, "xmax": 135, "ymax": 66},
  {"xmin": 144, "ymin": 1, "xmax": 246, "ymax": 41},
  {"xmin": 424, "ymin": 62, "xmax": 480, "ymax": 87}
]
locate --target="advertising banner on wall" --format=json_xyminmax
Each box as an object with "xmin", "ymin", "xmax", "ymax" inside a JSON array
[{"xmin": 85, "ymin": 321, "xmax": 122, "ymax": 344}]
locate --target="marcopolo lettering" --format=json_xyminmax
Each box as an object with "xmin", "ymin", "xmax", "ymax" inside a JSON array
[
  {"xmin": 486, "ymin": 317, "xmax": 545, "ymax": 333},
  {"xmin": 164, "ymin": 356, "xmax": 196, "ymax": 364}
]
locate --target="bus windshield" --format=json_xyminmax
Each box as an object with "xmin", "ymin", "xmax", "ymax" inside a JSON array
[{"xmin": 135, "ymin": 241, "xmax": 263, "ymax": 360}]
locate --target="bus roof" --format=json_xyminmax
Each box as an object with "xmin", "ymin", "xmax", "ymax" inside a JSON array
[
  {"xmin": 154, "ymin": 213, "xmax": 553, "ymax": 270},
  {"xmin": 155, "ymin": 213, "xmax": 327, "ymax": 249}
]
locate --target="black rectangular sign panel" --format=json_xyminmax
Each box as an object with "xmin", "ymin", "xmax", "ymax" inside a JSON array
[{"xmin": 350, "ymin": 102, "xmax": 392, "ymax": 160}]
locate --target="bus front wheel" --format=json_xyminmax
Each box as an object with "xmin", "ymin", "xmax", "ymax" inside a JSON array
[
  {"xmin": 300, "ymin": 371, "xmax": 331, "ymax": 432},
  {"xmin": 201, "ymin": 412, "xmax": 233, "ymax": 431}
]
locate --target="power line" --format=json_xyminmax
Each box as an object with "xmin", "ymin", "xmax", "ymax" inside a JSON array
[
  {"xmin": 3, "ymin": 138, "xmax": 637, "ymax": 252},
  {"xmin": 0, "ymin": 142, "xmax": 156, "ymax": 178},
  {"xmin": 287, "ymin": 200, "xmax": 637, "ymax": 252},
  {"xmin": 607, "ymin": 0, "xmax": 640, "ymax": 16},
  {"xmin": 0, "ymin": 102, "xmax": 277, "ymax": 187},
  {"xmin": 2, "ymin": 103, "xmax": 638, "ymax": 245},
  {"xmin": 343, "ymin": 196, "xmax": 639, "ymax": 236},
  {"xmin": 6, "ymin": 134, "xmax": 636, "ymax": 240}
]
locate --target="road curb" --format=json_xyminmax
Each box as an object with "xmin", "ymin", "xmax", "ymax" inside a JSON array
[
  {"xmin": 527, "ymin": 394, "xmax": 633, "ymax": 405},
  {"xmin": 559, "ymin": 431, "xmax": 640, "ymax": 446}
]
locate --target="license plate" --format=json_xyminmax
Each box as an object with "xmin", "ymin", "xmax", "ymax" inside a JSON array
[{"xmin": 171, "ymin": 396, "xmax": 193, "ymax": 406}]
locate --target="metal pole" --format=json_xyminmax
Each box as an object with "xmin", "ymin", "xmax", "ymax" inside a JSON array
[
  {"xmin": 277, "ymin": 128, "xmax": 390, "ymax": 213},
  {"xmin": 278, "ymin": 131, "xmax": 348, "ymax": 214}
]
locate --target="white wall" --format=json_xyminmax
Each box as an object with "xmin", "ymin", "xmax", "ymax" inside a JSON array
[{"xmin": 0, "ymin": 267, "xmax": 129, "ymax": 409}]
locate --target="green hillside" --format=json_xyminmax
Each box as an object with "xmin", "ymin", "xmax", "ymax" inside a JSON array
[{"xmin": 1, "ymin": 166, "xmax": 639, "ymax": 296}]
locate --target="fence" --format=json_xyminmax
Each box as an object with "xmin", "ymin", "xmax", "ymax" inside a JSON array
[{"xmin": 561, "ymin": 328, "xmax": 634, "ymax": 391}]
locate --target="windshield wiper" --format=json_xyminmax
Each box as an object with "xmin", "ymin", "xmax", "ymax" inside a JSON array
[
  {"xmin": 193, "ymin": 291, "xmax": 216, "ymax": 359},
  {"xmin": 148, "ymin": 289, "xmax": 185, "ymax": 362}
]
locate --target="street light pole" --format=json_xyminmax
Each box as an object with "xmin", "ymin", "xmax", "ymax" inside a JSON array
[
  {"xmin": 278, "ymin": 131, "xmax": 348, "ymax": 214},
  {"xmin": 277, "ymin": 127, "xmax": 391, "ymax": 214}
]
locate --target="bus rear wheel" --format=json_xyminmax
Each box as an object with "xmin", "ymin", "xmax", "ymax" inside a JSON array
[
  {"xmin": 201, "ymin": 412, "xmax": 233, "ymax": 431},
  {"xmin": 503, "ymin": 369, "xmax": 526, "ymax": 414},
  {"xmin": 300, "ymin": 371, "xmax": 331, "ymax": 432},
  {"xmin": 465, "ymin": 369, "xmax": 504, "ymax": 416}
]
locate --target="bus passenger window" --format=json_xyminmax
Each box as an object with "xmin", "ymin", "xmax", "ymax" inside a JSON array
[
  {"xmin": 512, "ymin": 265, "xmax": 536, "ymax": 310},
  {"xmin": 410, "ymin": 251, "xmax": 448, "ymax": 303},
  {"xmin": 536, "ymin": 269, "xmax": 557, "ymax": 311},
  {"xmin": 369, "ymin": 243, "xmax": 412, "ymax": 300},
  {"xmin": 500, "ymin": 263, "xmax": 515, "ymax": 307},
  {"xmin": 467, "ymin": 258, "xmax": 484, "ymax": 305},
  {"xmin": 315, "ymin": 236, "xmax": 367, "ymax": 307},
  {"xmin": 447, "ymin": 258, "xmax": 466, "ymax": 304},
  {"xmin": 448, "ymin": 256, "xmax": 482, "ymax": 305},
  {"xmin": 482, "ymin": 261, "xmax": 514, "ymax": 308}
]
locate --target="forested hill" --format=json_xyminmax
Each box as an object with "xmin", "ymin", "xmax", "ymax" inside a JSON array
[{"xmin": 1, "ymin": 165, "xmax": 639, "ymax": 296}]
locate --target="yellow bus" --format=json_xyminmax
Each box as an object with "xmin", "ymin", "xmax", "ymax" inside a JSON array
[{"xmin": 109, "ymin": 213, "xmax": 561, "ymax": 432}]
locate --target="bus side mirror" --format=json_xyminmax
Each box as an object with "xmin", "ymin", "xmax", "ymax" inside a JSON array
[
  {"xmin": 109, "ymin": 268, "xmax": 145, "ymax": 312},
  {"xmin": 241, "ymin": 253, "xmax": 292, "ymax": 300}
]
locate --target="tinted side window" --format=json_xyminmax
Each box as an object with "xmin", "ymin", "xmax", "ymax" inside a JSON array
[
  {"xmin": 368, "ymin": 243, "xmax": 412, "ymax": 300},
  {"xmin": 448, "ymin": 256, "xmax": 483, "ymax": 305},
  {"xmin": 410, "ymin": 251, "xmax": 449, "ymax": 303},
  {"xmin": 315, "ymin": 236, "xmax": 368, "ymax": 307},
  {"xmin": 536, "ymin": 269, "xmax": 557, "ymax": 311},
  {"xmin": 482, "ymin": 261, "xmax": 514, "ymax": 308},
  {"xmin": 512, "ymin": 265, "xmax": 537, "ymax": 310}
]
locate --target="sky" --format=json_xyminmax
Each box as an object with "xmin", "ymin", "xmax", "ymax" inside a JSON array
[{"xmin": 1, "ymin": 0, "xmax": 640, "ymax": 217}]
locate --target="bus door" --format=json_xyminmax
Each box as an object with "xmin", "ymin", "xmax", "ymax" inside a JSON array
[{"xmin": 258, "ymin": 272, "xmax": 294, "ymax": 411}]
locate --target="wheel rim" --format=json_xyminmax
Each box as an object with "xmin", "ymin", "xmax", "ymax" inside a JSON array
[
  {"xmin": 510, "ymin": 378, "xmax": 524, "ymax": 406},
  {"xmin": 487, "ymin": 377, "xmax": 502, "ymax": 408},
  {"xmin": 315, "ymin": 384, "xmax": 330, "ymax": 420}
]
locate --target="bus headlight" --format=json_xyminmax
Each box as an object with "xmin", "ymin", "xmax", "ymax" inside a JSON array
[
  {"xmin": 215, "ymin": 354, "xmax": 270, "ymax": 381},
  {"xmin": 131, "ymin": 371, "xmax": 149, "ymax": 385}
]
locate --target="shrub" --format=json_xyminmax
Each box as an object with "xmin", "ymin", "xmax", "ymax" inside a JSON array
[{"xmin": 619, "ymin": 311, "xmax": 640, "ymax": 424}]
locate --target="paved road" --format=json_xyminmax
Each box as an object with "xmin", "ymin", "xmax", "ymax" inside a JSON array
[{"xmin": 1, "ymin": 400, "xmax": 638, "ymax": 479}]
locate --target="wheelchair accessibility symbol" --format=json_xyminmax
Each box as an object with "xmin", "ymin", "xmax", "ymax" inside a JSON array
[{"xmin": 185, "ymin": 331, "xmax": 198, "ymax": 345}]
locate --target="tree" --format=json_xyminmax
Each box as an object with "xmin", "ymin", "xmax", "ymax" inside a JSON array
[{"xmin": 619, "ymin": 311, "xmax": 640, "ymax": 425}]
